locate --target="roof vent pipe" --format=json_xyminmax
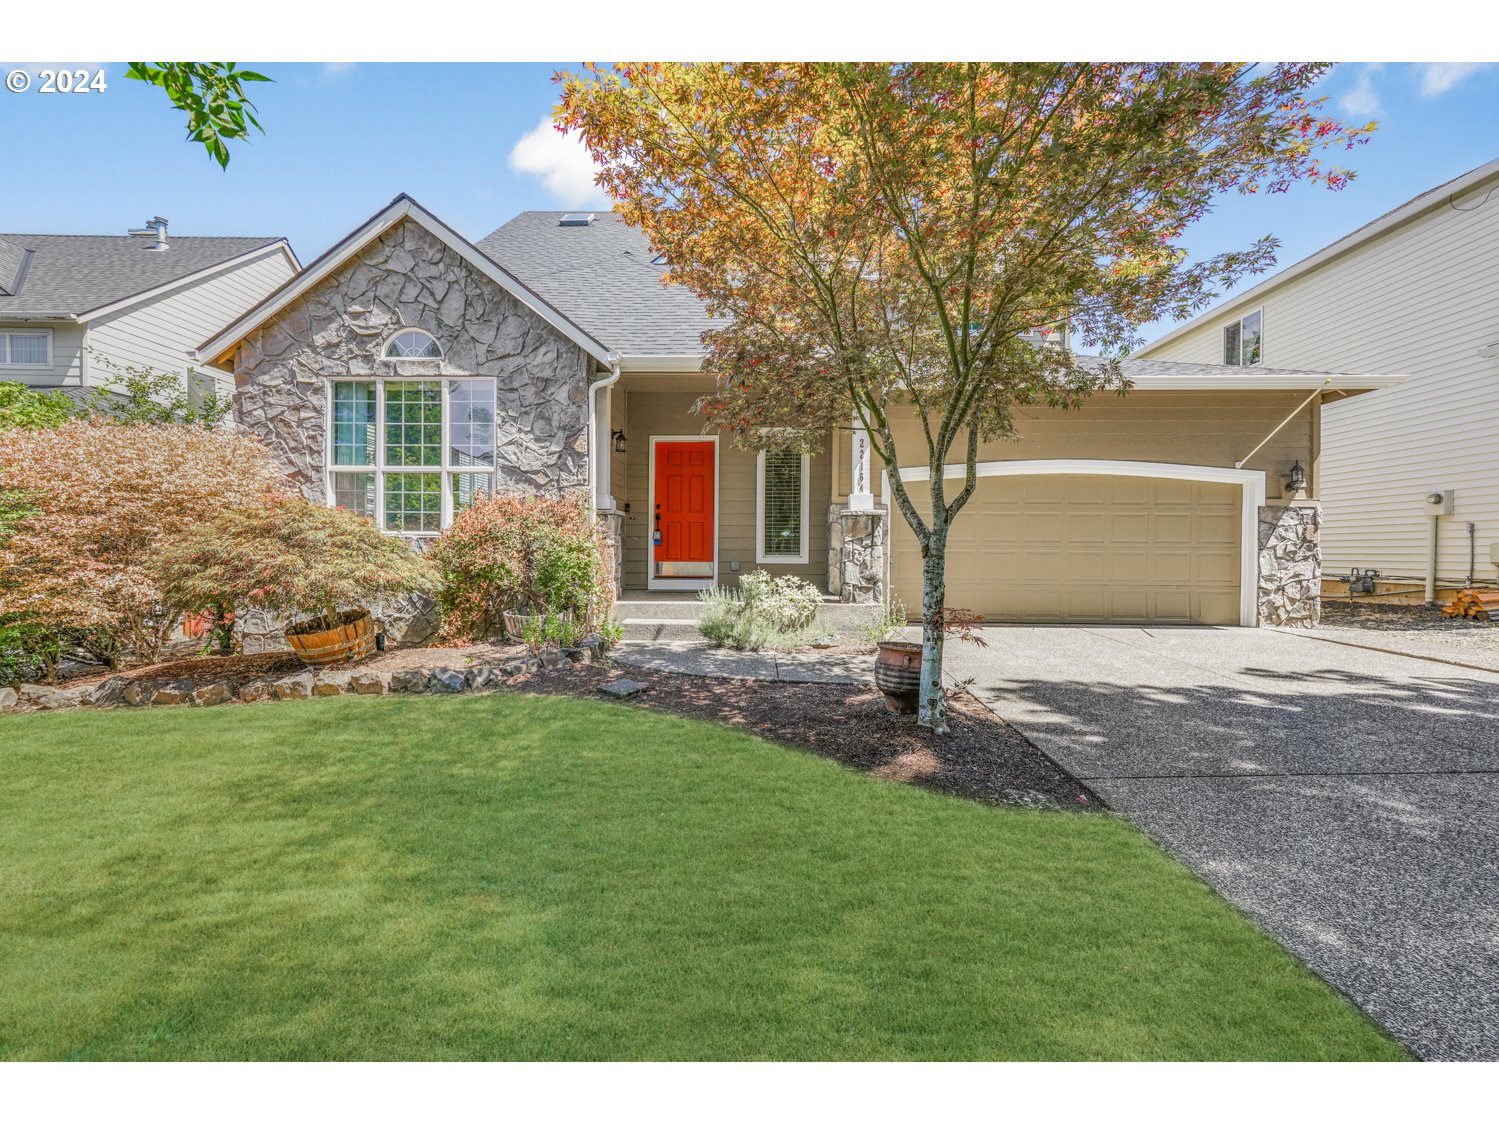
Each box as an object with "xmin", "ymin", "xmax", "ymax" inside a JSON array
[{"xmin": 128, "ymin": 216, "xmax": 169, "ymax": 251}]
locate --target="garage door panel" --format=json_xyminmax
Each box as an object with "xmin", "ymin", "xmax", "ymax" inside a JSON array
[{"xmin": 889, "ymin": 472, "xmax": 1241, "ymax": 625}]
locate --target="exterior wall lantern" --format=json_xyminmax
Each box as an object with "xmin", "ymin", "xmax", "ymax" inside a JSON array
[
  {"xmin": 1282, "ymin": 460, "xmax": 1306, "ymax": 496},
  {"xmin": 612, "ymin": 429, "xmax": 628, "ymax": 454}
]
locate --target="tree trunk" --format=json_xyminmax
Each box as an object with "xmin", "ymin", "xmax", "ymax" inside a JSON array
[{"xmin": 918, "ymin": 527, "xmax": 948, "ymax": 734}]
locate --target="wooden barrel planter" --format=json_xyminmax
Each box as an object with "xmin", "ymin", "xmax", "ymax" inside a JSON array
[
  {"xmin": 286, "ymin": 609, "xmax": 376, "ymax": 667},
  {"xmin": 874, "ymin": 640, "xmax": 923, "ymax": 714}
]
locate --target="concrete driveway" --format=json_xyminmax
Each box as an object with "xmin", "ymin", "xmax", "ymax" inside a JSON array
[{"xmin": 943, "ymin": 626, "xmax": 1499, "ymax": 1062}]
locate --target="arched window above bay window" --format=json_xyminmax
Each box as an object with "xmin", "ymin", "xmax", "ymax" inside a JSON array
[{"xmin": 382, "ymin": 329, "xmax": 442, "ymax": 361}]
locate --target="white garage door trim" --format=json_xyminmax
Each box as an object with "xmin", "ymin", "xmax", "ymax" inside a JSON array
[{"xmin": 881, "ymin": 459, "xmax": 1268, "ymax": 626}]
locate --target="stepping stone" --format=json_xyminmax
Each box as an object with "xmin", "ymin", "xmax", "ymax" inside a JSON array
[{"xmin": 598, "ymin": 678, "xmax": 647, "ymax": 699}]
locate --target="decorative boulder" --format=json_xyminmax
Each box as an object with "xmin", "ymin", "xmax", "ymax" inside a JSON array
[
  {"xmin": 151, "ymin": 680, "xmax": 196, "ymax": 706},
  {"xmin": 269, "ymin": 671, "xmax": 314, "ymax": 700},
  {"xmin": 348, "ymin": 672, "xmax": 386, "ymax": 695},
  {"xmin": 239, "ymin": 680, "xmax": 273, "ymax": 703},
  {"xmin": 429, "ymin": 668, "xmax": 466, "ymax": 693},
  {"xmin": 313, "ymin": 671, "xmax": 353, "ymax": 697},
  {"xmin": 387, "ymin": 669, "xmax": 429, "ymax": 694},
  {"xmin": 0, "ymin": 686, "xmax": 17, "ymax": 712},
  {"xmin": 193, "ymin": 682, "xmax": 234, "ymax": 707}
]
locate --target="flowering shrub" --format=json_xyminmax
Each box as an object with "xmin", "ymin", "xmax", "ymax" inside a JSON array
[
  {"xmin": 696, "ymin": 570, "xmax": 822, "ymax": 651},
  {"xmin": 429, "ymin": 494, "xmax": 612, "ymax": 641},
  {"xmin": 156, "ymin": 494, "xmax": 437, "ymax": 632},
  {"xmin": 0, "ymin": 419, "xmax": 285, "ymax": 667}
]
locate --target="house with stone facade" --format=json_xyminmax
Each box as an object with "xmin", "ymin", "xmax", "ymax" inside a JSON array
[{"xmin": 197, "ymin": 194, "xmax": 1402, "ymax": 630}]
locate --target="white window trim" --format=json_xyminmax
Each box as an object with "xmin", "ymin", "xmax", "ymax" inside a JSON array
[
  {"xmin": 379, "ymin": 328, "xmax": 443, "ymax": 362},
  {"xmin": 755, "ymin": 446, "xmax": 811, "ymax": 565},
  {"xmin": 646, "ymin": 434, "xmax": 719, "ymax": 591},
  {"xmin": 882, "ymin": 459, "xmax": 1267, "ymax": 628},
  {"xmin": 1223, "ymin": 307, "xmax": 1264, "ymax": 368},
  {"xmin": 325, "ymin": 375, "xmax": 496, "ymax": 537},
  {"xmin": 0, "ymin": 328, "xmax": 53, "ymax": 370}
]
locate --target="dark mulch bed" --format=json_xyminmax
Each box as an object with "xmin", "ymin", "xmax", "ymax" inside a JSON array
[
  {"xmin": 1322, "ymin": 599, "xmax": 1495, "ymax": 632},
  {"xmin": 509, "ymin": 663, "xmax": 1103, "ymax": 813}
]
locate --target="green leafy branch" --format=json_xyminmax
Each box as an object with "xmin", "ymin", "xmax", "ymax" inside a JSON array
[{"xmin": 125, "ymin": 62, "xmax": 272, "ymax": 168}]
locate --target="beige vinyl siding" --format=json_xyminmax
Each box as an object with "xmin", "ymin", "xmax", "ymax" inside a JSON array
[
  {"xmin": 618, "ymin": 388, "xmax": 832, "ymax": 591},
  {"xmin": 0, "ymin": 321, "xmax": 84, "ymax": 386},
  {"xmin": 855, "ymin": 390, "xmax": 1313, "ymax": 483},
  {"xmin": 1139, "ymin": 168, "xmax": 1499, "ymax": 581},
  {"xmin": 83, "ymin": 248, "xmax": 296, "ymax": 394}
]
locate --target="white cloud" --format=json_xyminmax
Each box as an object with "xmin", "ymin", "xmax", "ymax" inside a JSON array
[
  {"xmin": 508, "ymin": 117, "xmax": 609, "ymax": 207},
  {"xmin": 1339, "ymin": 63, "xmax": 1383, "ymax": 116},
  {"xmin": 1417, "ymin": 62, "xmax": 1495, "ymax": 97}
]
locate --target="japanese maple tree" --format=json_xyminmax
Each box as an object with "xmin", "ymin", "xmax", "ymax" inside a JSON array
[
  {"xmin": 559, "ymin": 62, "xmax": 1372, "ymax": 730},
  {"xmin": 0, "ymin": 420, "xmax": 286, "ymax": 667}
]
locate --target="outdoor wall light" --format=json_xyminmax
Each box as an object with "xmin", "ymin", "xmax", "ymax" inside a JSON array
[
  {"xmin": 1282, "ymin": 460, "xmax": 1306, "ymax": 496},
  {"xmin": 612, "ymin": 429, "xmax": 628, "ymax": 454}
]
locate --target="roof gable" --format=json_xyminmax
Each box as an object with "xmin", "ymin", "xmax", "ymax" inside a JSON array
[
  {"xmin": 200, "ymin": 195, "xmax": 613, "ymax": 367},
  {"xmin": 1136, "ymin": 155, "xmax": 1499, "ymax": 356}
]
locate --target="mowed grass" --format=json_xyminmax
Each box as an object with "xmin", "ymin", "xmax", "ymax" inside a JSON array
[{"xmin": 0, "ymin": 694, "xmax": 1403, "ymax": 1061}]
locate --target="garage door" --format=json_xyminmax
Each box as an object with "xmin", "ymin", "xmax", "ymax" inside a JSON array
[{"xmin": 889, "ymin": 473, "xmax": 1242, "ymax": 625}]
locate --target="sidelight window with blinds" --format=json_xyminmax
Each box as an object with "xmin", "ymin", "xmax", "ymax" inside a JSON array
[{"xmin": 755, "ymin": 446, "xmax": 810, "ymax": 564}]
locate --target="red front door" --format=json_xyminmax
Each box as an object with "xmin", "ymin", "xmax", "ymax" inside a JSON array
[{"xmin": 653, "ymin": 440, "xmax": 715, "ymax": 580}]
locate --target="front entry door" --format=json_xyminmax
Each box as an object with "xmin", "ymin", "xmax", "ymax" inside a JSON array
[{"xmin": 652, "ymin": 439, "xmax": 715, "ymax": 589}]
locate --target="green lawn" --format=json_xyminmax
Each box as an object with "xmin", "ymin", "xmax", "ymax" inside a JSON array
[{"xmin": 0, "ymin": 694, "xmax": 1403, "ymax": 1061}]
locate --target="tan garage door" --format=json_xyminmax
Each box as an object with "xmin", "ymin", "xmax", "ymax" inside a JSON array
[{"xmin": 890, "ymin": 473, "xmax": 1242, "ymax": 625}]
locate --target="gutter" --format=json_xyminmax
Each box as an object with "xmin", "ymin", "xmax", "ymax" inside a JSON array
[{"xmin": 587, "ymin": 353, "xmax": 623, "ymax": 511}]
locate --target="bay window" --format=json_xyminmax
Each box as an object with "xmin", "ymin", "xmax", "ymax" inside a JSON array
[{"xmin": 327, "ymin": 377, "xmax": 496, "ymax": 534}]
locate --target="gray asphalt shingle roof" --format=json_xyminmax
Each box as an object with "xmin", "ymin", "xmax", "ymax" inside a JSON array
[
  {"xmin": 0, "ymin": 233, "xmax": 287, "ymax": 318},
  {"xmin": 477, "ymin": 211, "xmax": 714, "ymax": 356}
]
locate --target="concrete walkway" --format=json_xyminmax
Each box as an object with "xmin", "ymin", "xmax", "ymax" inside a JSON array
[
  {"xmin": 613, "ymin": 640, "xmax": 874, "ymax": 684},
  {"xmin": 616, "ymin": 627, "xmax": 1499, "ymax": 1061}
]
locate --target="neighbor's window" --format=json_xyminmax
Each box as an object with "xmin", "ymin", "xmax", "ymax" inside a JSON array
[
  {"xmin": 756, "ymin": 446, "xmax": 809, "ymax": 564},
  {"xmin": 381, "ymin": 329, "xmax": 443, "ymax": 361},
  {"xmin": 0, "ymin": 330, "xmax": 51, "ymax": 368},
  {"xmin": 328, "ymin": 377, "xmax": 496, "ymax": 534},
  {"xmin": 1223, "ymin": 310, "xmax": 1263, "ymax": 366}
]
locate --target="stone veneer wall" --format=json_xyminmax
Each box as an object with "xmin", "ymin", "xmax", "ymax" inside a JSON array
[
  {"xmin": 233, "ymin": 217, "xmax": 594, "ymax": 500},
  {"xmin": 1258, "ymin": 503, "xmax": 1321, "ymax": 627},
  {"xmin": 826, "ymin": 504, "xmax": 887, "ymax": 604}
]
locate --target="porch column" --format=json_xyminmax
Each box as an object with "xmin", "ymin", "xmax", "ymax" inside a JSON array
[
  {"xmin": 849, "ymin": 413, "xmax": 874, "ymax": 512},
  {"xmin": 595, "ymin": 385, "xmax": 615, "ymax": 510}
]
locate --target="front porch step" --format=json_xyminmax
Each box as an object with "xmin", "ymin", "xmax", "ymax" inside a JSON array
[{"xmin": 616, "ymin": 597, "xmax": 884, "ymax": 641}]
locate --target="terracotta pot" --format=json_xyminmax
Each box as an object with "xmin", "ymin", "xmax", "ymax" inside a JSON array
[
  {"xmin": 874, "ymin": 640, "xmax": 923, "ymax": 714},
  {"xmin": 286, "ymin": 608, "xmax": 376, "ymax": 667}
]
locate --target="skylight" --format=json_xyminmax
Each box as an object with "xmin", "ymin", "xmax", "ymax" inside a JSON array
[{"xmin": 559, "ymin": 213, "xmax": 595, "ymax": 227}]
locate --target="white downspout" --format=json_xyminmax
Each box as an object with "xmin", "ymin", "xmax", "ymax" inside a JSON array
[{"xmin": 587, "ymin": 353, "xmax": 622, "ymax": 512}]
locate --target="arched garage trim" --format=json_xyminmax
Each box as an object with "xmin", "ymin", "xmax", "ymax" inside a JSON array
[{"xmin": 881, "ymin": 460, "xmax": 1268, "ymax": 627}]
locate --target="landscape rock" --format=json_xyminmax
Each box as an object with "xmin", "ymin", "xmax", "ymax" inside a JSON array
[
  {"xmin": 40, "ymin": 685, "xmax": 94, "ymax": 710},
  {"xmin": 387, "ymin": 668, "xmax": 429, "ymax": 694},
  {"xmin": 313, "ymin": 671, "xmax": 353, "ymax": 697},
  {"xmin": 90, "ymin": 677, "xmax": 132, "ymax": 708},
  {"xmin": 348, "ymin": 671, "xmax": 386, "ymax": 695},
  {"xmin": 19, "ymin": 684, "xmax": 56, "ymax": 702},
  {"xmin": 193, "ymin": 682, "xmax": 234, "ymax": 707},
  {"xmin": 0, "ymin": 686, "xmax": 17, "ymax": 712},
  {"xmin": 239, "ymin": 680, "xmax": 273, "ymax": 703},
  {"xmin": 121, "ymin": 680, "xmax": 162, "ymax": 706},
  {"xmin": 270, "ymin": 671, "xmax": 314, "ymax": 700},
  {"xmin": 429, "ymin": 667, "xmax": 466, "ymax": 693},
  {"xmin": 598, "ymin": 678, "xmax": 647, "ymax": 699},
  {"xmin": 151, "ymin": 680, "xmax": 196, "ymax": 706},
  {"xmin": 466, "ymin": 666, "xmax": 504, "ymax": 691},
  {"xmin": 503, "ymin": 656, "xmax": 542, "ymax": 676}
]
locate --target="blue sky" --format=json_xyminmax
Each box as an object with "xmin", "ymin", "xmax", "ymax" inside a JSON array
[{"xmin": 3, "ymin": 61, "xmax": 1496, "ymax": 344}]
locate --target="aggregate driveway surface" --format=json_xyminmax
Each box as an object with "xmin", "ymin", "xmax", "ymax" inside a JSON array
[{"xmin": 943, "ymin": 626, "xmax": 1499, "ymax": 1061}]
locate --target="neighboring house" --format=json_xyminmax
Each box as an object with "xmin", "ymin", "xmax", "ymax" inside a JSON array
[
  {"xmin": 0, "ymin": 217, "xmax": 298, "ymax": 402},
  {"xmin": 198, "ymin": 194, "xmax": 1398, "ymax": 628},
  {"xmin": 1134, "ymin": 156, "xmax": 1499, "ymax": 595}
]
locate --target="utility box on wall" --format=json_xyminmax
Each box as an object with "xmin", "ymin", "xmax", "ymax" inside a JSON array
[{"xmin": 1424, "ymin": 489, "xmax": 1455, "ymax": 517}]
